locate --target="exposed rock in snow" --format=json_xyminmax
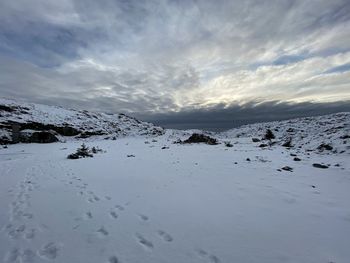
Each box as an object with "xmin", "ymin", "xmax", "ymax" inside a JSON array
[
  {"xmin": 0, "ymin": 98, "xmax": 164, "ymax": 144},
  {"xmin": 221, "ymin": 112, "xmax": 350, "ymax": 155}
]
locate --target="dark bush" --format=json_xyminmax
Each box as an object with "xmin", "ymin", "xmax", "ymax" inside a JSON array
[
  {"xmin": 67, "ymin": 143, "xmax": 94, "ymax": 159},
  {"xmin": 264, "ymin": 129, "xmax": 275, "ymax": 140},
  {"xmin": 224, "ymin": 141, "xmax": 233, "ymax": 147}
]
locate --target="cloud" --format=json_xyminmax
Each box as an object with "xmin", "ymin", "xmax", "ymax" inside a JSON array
[
  {"xmin": 0, "ymin": 0, "xmax": 349, "ymax": 126},
  {"xmin": 138, "ymin": 100, "xmax": 350, "ymax": 131}
]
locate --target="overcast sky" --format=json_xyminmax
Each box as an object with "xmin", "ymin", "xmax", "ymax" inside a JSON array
[{"xmin": 0, "ymin": 0, "xmax": 350, "ymax": 130}]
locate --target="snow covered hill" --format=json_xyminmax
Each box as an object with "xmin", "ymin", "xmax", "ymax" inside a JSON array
[
  {"xmin": 0, "ymin": 98, "xmax": 164, "ymax": 144},
  {"xmin": 221, "ymin": 112, "xmax": 350, "ymax": 155},
  {"xmin": 0, "ymin": 100, "xmax": 349, "ymax": 263}
]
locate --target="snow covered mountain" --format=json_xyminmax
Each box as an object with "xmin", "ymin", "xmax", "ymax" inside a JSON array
[
  {"xmin": 0, "ymin": 100, "xmax": 349, "ymax": 263},
  {"xmin": 0, "ymin": 98, "xmax": 164, "ymax": 144}
]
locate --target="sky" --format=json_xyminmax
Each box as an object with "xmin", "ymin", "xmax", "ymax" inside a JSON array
[{"xmin": 0, "ymin": 0, "xmax": 350, "ymax": 130}]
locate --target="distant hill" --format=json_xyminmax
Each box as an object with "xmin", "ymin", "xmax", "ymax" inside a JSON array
[{"xmin": 0, "ymin": 98, "xmax": 164, "ymax": 144}]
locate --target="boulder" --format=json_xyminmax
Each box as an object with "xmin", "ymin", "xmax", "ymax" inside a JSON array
[{"xmin": 182, "ymin": 133, "xmax": 218, "ymax": 145}]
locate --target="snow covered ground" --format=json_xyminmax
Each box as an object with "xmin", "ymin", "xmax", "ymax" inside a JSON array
[{"xmin": 1, "ymin": 132, "xmax": 350, "ymax": 263}]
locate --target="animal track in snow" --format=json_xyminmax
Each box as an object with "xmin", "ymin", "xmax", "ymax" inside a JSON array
[
  {"xmin": 97, "ymin": 226, "xmax": 109, "ymax": 236},
  {"xmin": 157, "ymin": 230, "xmax": 173, "ymax": 242},
  {"xmin": 4, "ymin": 248, "xmax": 20, "ymax": 263},
  {"xmin": 115, "ymin": 205, "xmax": 125, "ymax": 211},
  {"xmin": 110, "ymin": 211, "xmax": 118, "ymax": 219},
  {"xmin": 85, "ymin": 211, "xmax": 93, "ymax": 219},
  {"xmin": 196, "ymin": 249, "xmax": 221, "ymax": 263},
  {"xmin": 38, "ymin": 242, "xmax": 60, "ymax": 260},
  {"xmin": 138, "ymin": 214, "xmax": 149, "ymax": 221},
  {"xmin": 108, "ymin": 255, "xmax": 120, "ymax": 263},
  {"xmin": 135, "ymin": 233, "xmax": 154, "ymax": 249},
  {"xmin": 24, "ymin": 228, "xmax": 36, "ymax": 239}
]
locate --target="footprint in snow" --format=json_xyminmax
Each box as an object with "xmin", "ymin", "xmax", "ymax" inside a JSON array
[
  {"xmin": 196, "ymin": 249, "xmax": 221, "ymax": 263},
  {"xmin": 22, "ymin": 249, "xmax": 36, "ymax": 263},
  {"xmin": 110, "ymin": 211, "xmax": 118, "ymax": 219},
  {"xmin": 85, "ymin": 211, "xmax": 93, "ymax": 219},
  {"xmin": 138, "ymin": 214, "xmax": 149, "ymax": 221},
  {"xmin": 97, "ymin": 226, "xmax": 109, "ymax": 237},
  {"xmin": 38, "ymin": 242, "xmax": 60, "ymax": 260},
  {"xmin": 135, "ymin": 233, "xmax": 153, "ymax": 250},
  {"xmin": 157, "ymin": 230, "xmax": 173, "ymax": 242},
  {"xmin": 108, "ymin": 255, "xmax": 120, "ymax": 263},
  {"xmin": 115, "ymin": 205, "xmax": 125, "ymax": 211}
]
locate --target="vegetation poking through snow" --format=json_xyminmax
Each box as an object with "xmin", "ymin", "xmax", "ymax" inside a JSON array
[
  {"xmin": 264, "ymin": 129, "xmax": 275, "ymax": 140},
  {"xmin": 67, "ymin": 144, "xmax": 104, "ymax": 159}
]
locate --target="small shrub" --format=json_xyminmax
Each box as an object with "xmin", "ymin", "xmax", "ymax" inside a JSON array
[
  {"xmin": 67, "ymin": 143, "xmax": 104, "ymax": 159},
  {"xmin": 224, "ymin": 141, "xmax": 233, "ymax": 147},
  {"xmin": 264, "ymin": 129, "xmax": 275, "ymax": 140}
]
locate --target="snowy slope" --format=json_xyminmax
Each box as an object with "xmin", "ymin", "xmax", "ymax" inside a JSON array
[
  {"xmin": 221, "ymin": 112, "xmax": 350, "ymax": 155},
  {"xmin": 0, "ymin": 98, "xmax": 164, "ymax": 143},
  {"xmin": 0, "ymin": 100, "xmax": 350, "ymax": 263}
]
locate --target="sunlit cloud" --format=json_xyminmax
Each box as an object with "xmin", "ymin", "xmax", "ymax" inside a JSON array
[{"xmin": 0, "ymin": 0, "xmax": 349, "ymax": 124}]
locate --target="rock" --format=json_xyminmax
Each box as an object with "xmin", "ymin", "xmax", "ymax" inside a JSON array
[
  {"xmin": 282, "ymin": 138, "xmax": 293, "ymax": 148},
  {"xmin": 258, "ymin": 144, "xmax": 268, "ymax": 147},
  {"xmin": 252, "ymin": 138, "xmax": 260, "ymax": 142},
  {"xmin": 182, "ymin": 133, "xmax": 218, "ymax": 145},
  {"xmin": 312, "ymin": 163, "xmax": 329, "ymax": 169},
  {"xmin": 317, "ymin": 143, "xmax": 333, "ymax": 151},
  {"xmin": 224, "ymin": 141, "xmax": 233, "ymax": 147},
  {"xmin": 30, "ymin": 131, "xmax": 59, "ymax": 143},
  {"xmin": 20, "ymin": 131, "xmax": 59, "ymax": 143},
  {"xmin": 246, "ymin": 158, "xmax": 251, "ymax": 161},
  {"xmin": 281, "ymin": 166, "xmax": 293, "ymax": 172},
  {"xmin": 293, "ymin": 157, "xmax": 301, "ymax": 161}
]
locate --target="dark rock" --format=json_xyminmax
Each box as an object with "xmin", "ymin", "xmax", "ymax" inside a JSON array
[
  {"xmin": 0, "ymin": 105, "xmax": 16, "ymax": 112},
  {"xmin": 77, "ymin": 130, "xmax": 106, "ymax": 138},
  {"xmin": 281, "ymin": 166, "xmax": 293, "ymax": 172},
  {"xmin": 21, "ymin": 131, "xmax": 59, "ymax": 143},
  {"xmin": 293, "ymin": 157, "xmax": 301, "ymax": 161},
  {"xmin": 317, "ymin": 143, "xmax": 333, "ymax": 151},
  {"xmin": 282, "ymin": 138, "xmax": 293, "ymax": 148},
  {"xmin": 161, "ymin": 146, "xmax": 169, "ymax": 149},
  {"xmin": 258, "ymin": 144, "xmax": 268, "ymax": 147},
  {"xmin": 252, "ymin": 138, "xmax": 260, "ymax": 142},
  {"xmin": 127, "ymin": 154, "xmax": 135, "ymax": 157},
  {"xmin": 224, "ymin": 141, "xmax": 233, "ymax": 147},
  {"xmin": 246, "ymin": 158, "xmax": 251, "ymax": 161},
  {"xmin": 312, "ymin": 163, "xmax": 329, "ymax": 169},
  {"xmin": 11, "ymin": 122, "xmax": 80, "ymax": 136},
  {"xmin": 290, "ymin": 153, "xmax": 297, "ymax": 156},
  {"xmin": 182, "ymin": 133, "xmax": 218, "ymax": 145}
]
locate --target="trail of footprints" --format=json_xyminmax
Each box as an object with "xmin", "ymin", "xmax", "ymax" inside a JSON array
[
  {"xmin": 4, "ymin": 161, "xmax": 221, "ymax": 263},
  {"xmin": 3, "ymin": 165, "xmax": 61, "ymax": 262}
]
